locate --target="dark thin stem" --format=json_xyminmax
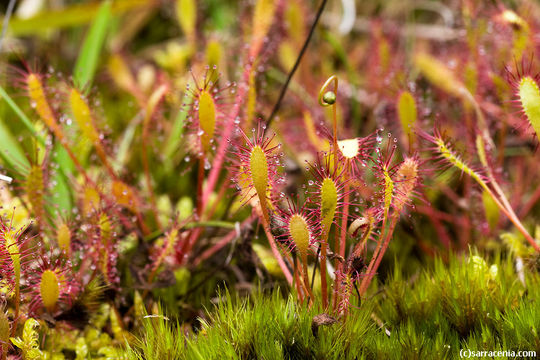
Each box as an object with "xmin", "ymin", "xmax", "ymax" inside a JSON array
[
  {"xmin": 301, "ymin": 256, "xmax": 314, "ymax": 305},
  {"xmin": 265, "ymin": 0, "xmax": 329, "ymax": 130},
  {"xmin": 311, "ymin": 245, "xmax": 321, "ymax": 288}
]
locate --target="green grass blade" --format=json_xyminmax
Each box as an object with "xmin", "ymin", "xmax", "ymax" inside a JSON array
[
  {"xmin": 163, "ymin": 93, "xmax": 191, "ymax": 158},
  {"xmin": 73, "ymin": 0, "xmax": 112, "ymax": 90},
  {"xmin": 50, "ymin": 143, "xmax": 73, "ymax": 215},
  {"xmin": 0, "ymin": 119, "xmax": 29, "ymax": 170},
  {"xmin": 114, "ymin": 115, "xmax": 139, "ymax": 173},
  {"xmin": 0, "ymin": 85, "xmax": 45, "ymax": 146},
  {"xmin": 7, "ymin": 0, "xmax": 148, "ymax": 36},
  {"xmin": 0, "ymin": 84, "xmax": 74, "ymax": 214}
]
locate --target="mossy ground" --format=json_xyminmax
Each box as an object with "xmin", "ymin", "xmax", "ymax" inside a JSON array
[
  {"xmin": 1, "ymin": 1, "xmax": 540, "ymax": 359},
  {"xmin": 126, "ymin": 252, "xmax": 539, "ymax": 360}
]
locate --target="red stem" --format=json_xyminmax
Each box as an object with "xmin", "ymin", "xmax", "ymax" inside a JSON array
[
  {"xmin": 197, "ymin": 156, "xmax": 205, "ymax": 218},
  {"xmin": 359, "ymin": 215, "xmax": 399, "ymax": 295},
  {"xmin": 193, "ymin": 214, "xmax": 256, "ymax": 267},
  {"xmin": 293, "ymin": 257, "xmax": 304, "ymax": 303},
  {"xmin": 319, "ymin": 239, "xmax": 329, "ymax": 309},
  {"xmin": 178, "ymin": 167, "xmax": 231, "ymax": 264},
  {"xmin": 260, "ymin": 212, "xmax": 293, "ymax": 285},
  {"xmin": 202, "ymin": 62, "xmax": 253, "ymax": 209},
  {"xmin": 333, "ymin": 185, "xmax": 350, "ymax": 311},
  {"xmin": 301, "ymin": 255, "xmax": 314, "ymax": 305},
  {"xmin": 521, "ymin": 184, "xmax": 540, "ymax": 218},
  {"xmin": 142, "ymin": 123, "xmax": 161, "ymax": 228}
]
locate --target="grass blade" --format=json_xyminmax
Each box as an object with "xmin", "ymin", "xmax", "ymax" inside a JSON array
[
  {"xmin": 50, "ymin": 143, "xmax": 73, "ymax": 215},
  {"xmin": 163, "ymin": 93, "xmax": 191, "ymax": 159},
  {"xmin": 0, "ymin": 85, "xmax": 45, "ymax": 146},
  {"xmin": 73, "ymin": 0, "xmax": 112, "ymax": 90},
  {"xmin": 0, "ymin": 119, "xmax": 29, "ymax": 170},
  {"xmin": 7, "ymin": 0, "xmax": 148, "ymax": 36}
]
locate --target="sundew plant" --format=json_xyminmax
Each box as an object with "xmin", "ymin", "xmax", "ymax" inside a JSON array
[{"xmin": 0, "ymin": 0, "xmax": 539, "ymax": 358}]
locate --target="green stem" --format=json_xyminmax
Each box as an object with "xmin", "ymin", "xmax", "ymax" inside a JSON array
[{"xmin": 184, "ymin": 221, "xmax": 237, "ymax": 230}]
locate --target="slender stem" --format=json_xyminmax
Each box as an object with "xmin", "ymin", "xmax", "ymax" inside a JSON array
[
  {"xmin": 197, "ymin": 156, "xmax": 205, "ymax": 218},
  {"xmin": 359, "ymin": 228, "xmax": 386, "ymax": 295},
  {"xmin": 141, "ymin": 85, "xmax": 168, "ymax": 228},
  {"xmin": 56, "ymin": 136, "xmax": 149, "ymax": 234},
  {"xmin": 469, "ymin": 99, "xmax": 537, "ymax": 250},
  {"xmin": 206, "ymin": 176, "xmax": 230, "ymax": 218},
  {"xmin": 493, "ymin": 195, "xmax": 539, "ymax": 252},
  {"xmin": 143, "ymin": 267, "xmax": 159, "ymax": 299},
  {"xmin": 333, "ymin": 101, "xmax": 338, "ymax": 153},
  {"xmin": 490, "ymin": 178, "xmax": 537, "ymax": 249},
  {"xmin": 95, "ymin": 145, "xmax": 117, "ymax": 181},
  {"xmin": 317, "ymin": 77, "xmax": 340, "ymax": 310},
  {"xmin": 202, "ymin": 63, "xmax": 251, "ymax": 208},
  {"xmin": 333, "ymin": 176, "xmax": 350, "ymax": 311},
  {"xmin": 142, "ymin": 127, "xmax": 160, "ymax": 228},
  {"xmin": 319, "ymin": 238, "xmax": 329, "ymax": 309},
  {"xmin": 254, "ymin": 186, "xmax": 293, "ymax": 284},
  {"xmin": 359, "ymin": 215, "xmax": 398, "ymax": 295},
  {"xmin": 311, "ymin": 244, "xmax": 320, "ymax": 288},
  {"xmin": 179, "ymin": 227, "xmax": 202, "ymax": 264},
  {"xmin": 203, "ymin": 0, "xmax": 328, "ymax": 223},
  {"xmin": 265, "ymin": 0, "xmax": 329, "ymax": 130},
  {"xmin": 301, "ymin": 256, "xmax": 314, "ymax": 305},
  {"xmin": 194, "ymin": 214, "xmax": 257, "ymax": 267},
  {"xmin": 339, "ymin": 190, "xmax": 350, "ymax": 259},
  {"xmin": 293, "ymin": 256, "xmax": 304, "ymax": 303},
  {"xmin": 521, "ymin": 184, "xmax": 540, "ymax": 218},
  {"xmin": 178, "ymin": 169, "xmax": 232, "ymax": 264},
  {"xmin": 477, "ymin": 177, "xmax": 539, "ymax": 252},
  {"xmin": 332, "ymin": 229, "xmax": 341, "ymax": 310},
  {"xmin": 12, "ymin": 274, "xmax": 19, "ymax": 337},
  {"xmin": 318, "ymin": 75, "xmax": 339, "ymax": 157},
  {"xmin": 260, "ymin": 214, "xmax": 293, "ymax": 285},
  {"xmin": 184, "ymin": 220, "xmax": 236, "ymax": 230}
]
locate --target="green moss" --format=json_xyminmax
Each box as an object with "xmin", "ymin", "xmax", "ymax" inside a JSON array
[{"xmin": 126, "ymin": 252, "xmax": 539, "ymax": 359}]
